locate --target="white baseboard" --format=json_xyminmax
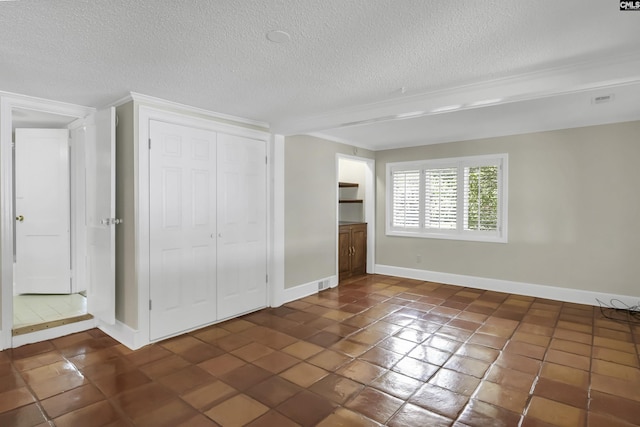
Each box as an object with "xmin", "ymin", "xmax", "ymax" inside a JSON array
[
  {"xmin": 273, "ymin": 275, "xmax": 338, "ymax": 307},
  {"xmin": 11, "ymin": 318, "xmax": 97, "ymax": 348},
  {"xmin": 98, "ymin": 319, "xmax": 144, "ymax": 350},
  {"xmin": 375, "ymin": 264, "xmax": 640, "ymax": 308},
  {"xmin": 100, "ymin": 274, "xmax": 341, "ymax": 349}
]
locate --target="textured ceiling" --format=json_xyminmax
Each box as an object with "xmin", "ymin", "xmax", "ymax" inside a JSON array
[{"xmin": 2, "ymin": 0, "xmax": 640, "ymax": 148}]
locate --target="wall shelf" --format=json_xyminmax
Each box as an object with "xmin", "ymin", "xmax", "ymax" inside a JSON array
[{"xmin": 338, "ymin": 182, "xmax": 359, "ymax": 188}]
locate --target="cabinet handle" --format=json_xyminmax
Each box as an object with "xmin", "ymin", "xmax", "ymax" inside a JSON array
[{"xmin": 351, "ymin": 246, "xmax": 355, "ymax": 255}]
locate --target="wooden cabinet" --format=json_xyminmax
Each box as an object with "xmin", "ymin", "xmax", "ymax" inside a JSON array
[{"xmin": 339, "ymin": 223, "xmax": 367, "ymax": 281}]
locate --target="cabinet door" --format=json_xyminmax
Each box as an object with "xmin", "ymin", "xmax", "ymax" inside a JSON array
[
  {"xmin": 351, "ymin": 224, "xmax": 367, "ymax": 275},
  {"xmin": 338, "ymin": 225, "xmax": 351, "ymax": 280}
]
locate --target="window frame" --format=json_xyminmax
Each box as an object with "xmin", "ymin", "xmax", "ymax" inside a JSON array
[{"xmin": 386, "ymin": 154, "xmax": 508, "ymax": 243}]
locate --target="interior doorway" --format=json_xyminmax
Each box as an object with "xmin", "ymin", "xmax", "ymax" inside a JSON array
[
  {"xmin": 336, "ymin": 154, "xmax": 375, "ymax": 278},
  {"xmin": 2, "ymin": 96, "xmax": 115, "ymax": 350},
  {"xmin": 10, "ymin": 109, "xmax": 89, "ymax": 336}
]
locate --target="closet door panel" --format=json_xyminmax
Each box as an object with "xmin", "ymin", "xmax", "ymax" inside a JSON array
[
  {"xmin": 217, "ymin": 133, "xmax": 267, "ymax": 319},
  {"xmin": 149, "ymin": 120, "xmax": 217, "ymax": 341}
]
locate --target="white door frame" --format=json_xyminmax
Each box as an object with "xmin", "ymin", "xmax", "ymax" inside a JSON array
[
  {"xmin": 137, "ymin": 106, "xmax": 272, "ymax": 346},
  {"xmin": 335, "ymin": 154, "xmax": 376, "ymax": 280},
  {"xmin": 269, "ymin": 135, "xmax": 285, "ymax": 307},
  {"xmin": 0, "ymin": 93, "xmax": 94, "ymax": 350}
]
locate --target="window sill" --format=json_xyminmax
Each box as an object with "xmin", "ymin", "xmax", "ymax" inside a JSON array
[{"xmin": 386, "ymin": 229, "xmax": 507, "ymax": 243}]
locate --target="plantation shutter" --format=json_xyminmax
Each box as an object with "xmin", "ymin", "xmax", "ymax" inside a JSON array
[
  {"xmin": 391, "ymin": 169, "xmax": 420, "ymax": 228},
  {"xmin": 424, "ymin": 167, "xmax": 457, "ymax": 230},
  {"xmin": 387, "ymin": 154, "xmax": 506, "ymax": 242}
]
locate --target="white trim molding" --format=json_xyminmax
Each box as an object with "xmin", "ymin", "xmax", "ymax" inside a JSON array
[
  {"xmin": 375, "ymin": 264, "xmax": 640, "ymax": 308},
  {"xmin": 269, "ymin": 135, "xmax": 286, "ymax": 308},
  {"xmin": 273, "ymin": 51, "xmax": 640, "ymax": 136},
  {"xmin": 273, "ymin": 275, "xmax": 339, "ymax": 308},
  {"xmin": 98, "ymin": 319, "xmax": 144, "ymax": 350},
  {"xmin": 108, "ymin": 92, "xmax": 269, "ymax": 129}
]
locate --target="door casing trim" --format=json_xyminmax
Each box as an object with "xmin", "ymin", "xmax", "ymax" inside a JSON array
[
  {"xmin": 137, "ymin": 105, "xmax": 272, "ymax": 347},
  {"xmin": 0, "ymin": 93, "xmax": 94, "ymax": 350}
]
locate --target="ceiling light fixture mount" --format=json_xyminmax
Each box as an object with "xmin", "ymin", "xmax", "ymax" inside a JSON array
[{"xmin": 266, "ymin": 30, "xmax": 291, "ymax": 43}]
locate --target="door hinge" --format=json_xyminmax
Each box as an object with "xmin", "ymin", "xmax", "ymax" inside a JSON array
[
  {"xmin": 148, "ymin": 138, "xmax": 151, "ymax": 149},
  {"xmin": 266, "ymin": 274, "xmax": 268, "ymax": 283},
  {"xmin": 265, "ymin": 156, "xmax": 268, "ymax": 165},
  {"xmin": 149, "ymin": 300, "xmax": 152, "ymax": 310}
]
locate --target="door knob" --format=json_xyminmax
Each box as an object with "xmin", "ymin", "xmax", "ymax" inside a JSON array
[{"xmin": 16, "ymin": 215, "xmax": 24, "ymax": 222}]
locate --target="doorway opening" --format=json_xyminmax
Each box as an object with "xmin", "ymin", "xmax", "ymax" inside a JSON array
[
  {"xmin": 2, "ymin": 96, "xmax": 116, "ymax": 350},
  {"xmin": 10, "ymin": 108, "xmax": 90, "ymax": 336},
  {"xmin": 336, "ymin": 154, "xmax": 375, "ymax": 282}
]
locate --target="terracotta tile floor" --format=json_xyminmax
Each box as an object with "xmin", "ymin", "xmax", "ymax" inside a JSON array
[{"xmin": 1, "ymin": 274, "xmax": 640, "ymax": 426}]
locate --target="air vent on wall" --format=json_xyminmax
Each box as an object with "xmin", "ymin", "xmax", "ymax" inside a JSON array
[
  {"xmin": 318, "ymin": 280, "xmax": 329, "ymax": 291},
  {"xmin": 592, "ymin": 94, "xmax": 614, "ymax": 105}
]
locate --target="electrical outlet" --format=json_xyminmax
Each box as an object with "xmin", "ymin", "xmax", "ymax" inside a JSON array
[{"xmin": 416, "ymin": 254, "xmax": 422, "ymax": 264}]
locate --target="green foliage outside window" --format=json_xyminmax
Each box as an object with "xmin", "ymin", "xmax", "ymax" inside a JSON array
[{"xmin": 466, "ymin": 166, "xmax": 498, "ymax": 230}]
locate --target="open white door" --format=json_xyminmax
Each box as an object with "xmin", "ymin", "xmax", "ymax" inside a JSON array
[
  {"xmin": 14, "ymin": 129, "xmax": 71, "ymax": 294},
  {"xmin": 86, "ymin": 107, "xmax": 116, "ymax": 325}
]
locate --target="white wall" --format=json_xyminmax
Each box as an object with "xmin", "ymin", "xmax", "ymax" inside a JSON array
[
  {"xmin": 284, "ymin": 135, "xmax": 374, "ymax": 289},
  {"xmin": 375, "ymin": 120, "xmax": 640, "ymax": 301}
]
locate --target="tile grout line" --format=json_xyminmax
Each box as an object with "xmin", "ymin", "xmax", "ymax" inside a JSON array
[{"xmin": 517, "ymin": 298, "xmax": 565, "ymax": 427}]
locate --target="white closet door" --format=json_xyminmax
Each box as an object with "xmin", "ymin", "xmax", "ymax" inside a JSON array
[
  {"xmin": 217, "ymin": 133, "xmax": 267, "ymax": 319},
  {"xmin": 149, "ymin": 120, "xmax": 217, "ymax": 340},
  {"xmin": 15, "ymin": 129, "xmax": 71, "ymax": 294}
]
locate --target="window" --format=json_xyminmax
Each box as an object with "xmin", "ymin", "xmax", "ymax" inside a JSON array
[{"xmin": 387, "ymin": 154, "xmax": 507, "ymax": 242}]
